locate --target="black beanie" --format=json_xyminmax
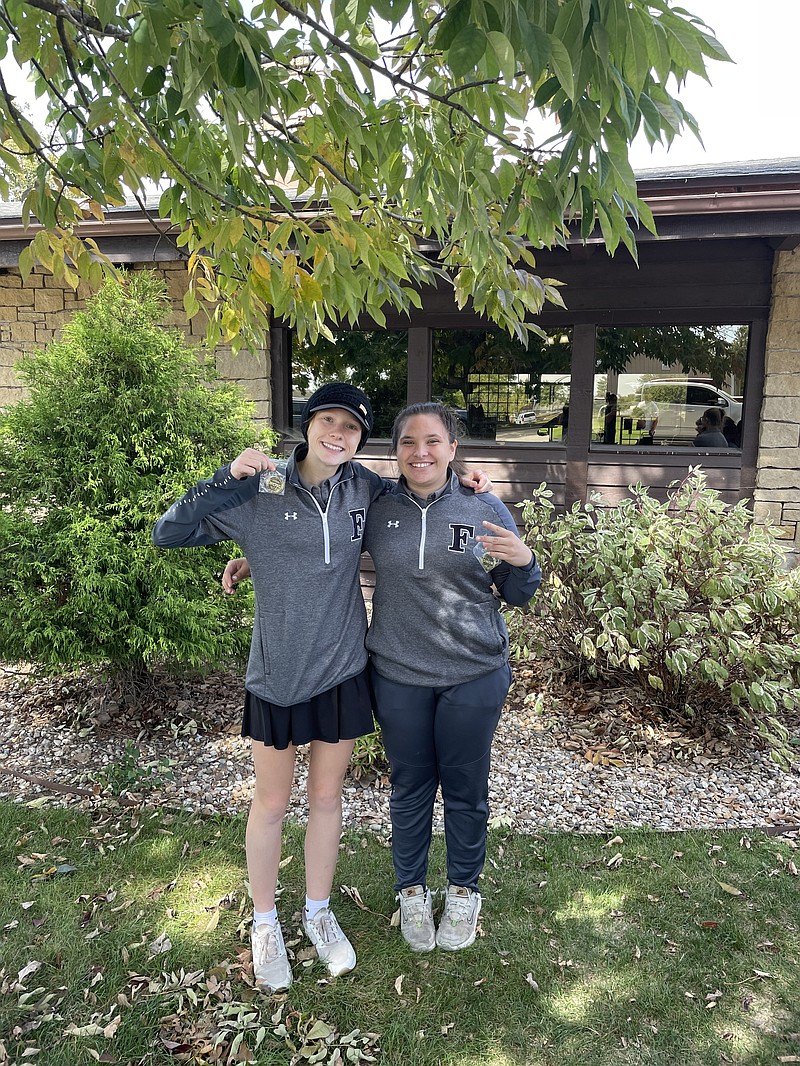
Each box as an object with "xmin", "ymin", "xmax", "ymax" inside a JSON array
[{"xmin": 301, "ymin": 382, "xmax": 374, "ymax": 450}]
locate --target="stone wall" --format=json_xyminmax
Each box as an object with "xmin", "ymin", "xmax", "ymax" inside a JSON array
[
  {"xmin": 0, "ymin": 260, "xmax": 271, "ymax": 423},
  {"xmin": 756, "ymin": 247, "xmax": 800, "ymax": 565}
]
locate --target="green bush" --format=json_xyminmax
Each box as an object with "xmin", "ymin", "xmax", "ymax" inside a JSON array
[
  {"xmin": 0, "ymin": 271, "xmax": 275, "ymax": 683},
  {"xmin": 518, "ymin": 470, "xmax": 800, "ymax": 766}
]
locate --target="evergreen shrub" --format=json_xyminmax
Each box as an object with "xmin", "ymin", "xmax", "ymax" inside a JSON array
[
  {"xmin": 0, "ymin": 271, "xmax": 275, "ymax": 683},
  {"xmin": 518, "ymin": 470, "xmax": 800, "ymax": 766}
]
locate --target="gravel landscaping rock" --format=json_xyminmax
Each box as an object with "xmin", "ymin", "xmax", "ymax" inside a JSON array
[{"xmin": 1, "ymin": 663, "xmax": 798, "ymax": 834}]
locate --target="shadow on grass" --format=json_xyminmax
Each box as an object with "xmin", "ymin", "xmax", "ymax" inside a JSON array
[{"xmin": 1, "ymin": 802, "xmax": 798, "ymax": 1065}]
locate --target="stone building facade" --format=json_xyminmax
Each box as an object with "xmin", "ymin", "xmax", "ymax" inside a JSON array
[
  {"xmin": 0, "ymin": 260, "xmax": 270, "ymax": 421},
  {"xmin": 757, "ymin": 248, "xmax": 800, "ymax": 560}
]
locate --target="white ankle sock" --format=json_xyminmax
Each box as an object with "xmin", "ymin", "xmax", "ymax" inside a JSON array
[
  {"xmin": 253, "ymin": 907, "xmax": 278, "ymax": 927},
  {"xmin": 304, "ymin": 896, "xmax": 330, "ymax": 920}
]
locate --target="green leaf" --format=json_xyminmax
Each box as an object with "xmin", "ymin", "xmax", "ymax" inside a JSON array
[
  {"xmin": 487, "ymin": 31, "xmax": 516, "ymax": 83},
  {"xmin": 517, "ymin": 11, "xmax": 550, "ymax": 78},
  {"xmin": 548, "ymin": 34, "xmax": 575, "ymax": 100},
  {"xmin": 95, "ymin": 0, "xmax": 118, "ymax": 28},
  {"xmin": 553, "ymin": 0, "xmax": 590, "ymax": 65},
  {"xmin": 145, "ymin": 7, "xmax": 173, "ymax": 62},
  {"xmin": 447, "ymin": 24, "xmax": 488, "ymax": 79},
  {"xmin": 217, "ymin": 40, "xmax": 246, "ymax": 86},
  {"xmin": 533, "ymin": 75, "xmax": 560, "ymax": 108},
  {"xmin": 202, "ymin": 0, "xmax": 236, "ymax": 47},
  {"xmin": 435, "ymin": 0, "xmax": 471, "ymax": 52},
  {"xmin": 17, "ymin": 244, "xmax": 34, "ymax": 282},
  {"xmin": 496, "ymin": 157, "xmax": 516, "ymax": 201},
  {"xmin": 140, "ymin": 66, "xmax": 166, "ymax": 97}
]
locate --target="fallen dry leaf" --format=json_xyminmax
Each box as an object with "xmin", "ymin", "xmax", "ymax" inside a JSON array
[
  {"xmin": 203, "ymin": 909, "xmax": 220, "ymax": 932},
  {"xmin": 103, "ymin": 1016, "xmax": 122, "ymax": 1039},
  {"xmin": 340, "ymin": 885, "xmax": 368, "ymax": 910},
  {"xmin": 17, "ymin": 961, "xmax": 42, "ymax": 984},
  {"xmin": 394, "ymin": 975, "xmax": 404, "ymax": 995},
  {"xmin": 717, "ymin": 882, "xmax": 743, "ymax": 896},
  {"xmin": 148, "ymin": 932, "xmax": 172, "ymax": 957},
  {"xmin": 64, "ymin": 1023, "xmax": 106, "ymax": 1038}
]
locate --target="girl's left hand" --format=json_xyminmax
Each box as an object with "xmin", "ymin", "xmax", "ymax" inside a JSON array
[{"xmin": 476, "ymin": 521, "xmax": 533, "ymax": 568}]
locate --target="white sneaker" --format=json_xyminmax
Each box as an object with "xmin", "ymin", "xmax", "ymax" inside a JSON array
[
  {"xmin": 251, "ymin": 921, "xmax": 293, "ymax": 992},
  {"xmin": 398, "ymin": 885, "xmax": 435, "ymax": 952},
  {"xmin": 435, "ymin": 885, "xmax": 482, "ymax": 951},
  {"xmin": 302, "ymin": 908, "xmax": 357, "ymax": 977}
]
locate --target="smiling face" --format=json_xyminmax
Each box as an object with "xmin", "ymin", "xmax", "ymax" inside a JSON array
[
  {"xmin": 395, "ymin": 412, "xmax": 457, "ymax": 497},
  {"xmin": 304, "ymin": 408, "xmax": 363, "ymax": 478}
]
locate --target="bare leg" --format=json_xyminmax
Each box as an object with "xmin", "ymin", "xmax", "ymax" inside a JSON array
[
  {"xmin": 304, "ymin": 739, "xmax": 355, "ymax": 900},
  {"xmin": 246, "ymin": 740, "xmax": 297, "ymax": 912}
]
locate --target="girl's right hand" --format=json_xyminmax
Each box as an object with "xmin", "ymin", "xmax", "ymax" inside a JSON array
[
  {"xmin": 222, "ymin": 557, "xmax": 252, "ymax": 594},
  {"xmin": 230, "ymin": 449, "xmax": 276, "ymax": 480}
]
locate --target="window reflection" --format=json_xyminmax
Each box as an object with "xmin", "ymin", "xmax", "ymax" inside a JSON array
[
  {"xmin": 593, "ymin": 325, "xmax": 747, "ymax": 449},
  {"xmin": 431, "ymin": 328, "xmax": 572, "ymax": 444},
  {"xmin": 290, "ymin": 330, "xmax": 408, "ymax": 437}
]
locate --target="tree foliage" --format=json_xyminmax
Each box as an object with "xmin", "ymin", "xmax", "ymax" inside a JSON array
[
  {"xmin": 0, "ymin": 0, "xmax": 727, "ymax": 348},
  {"xmin": 0, "ymin": 271, "xmax": 271, "ymax": 680}
]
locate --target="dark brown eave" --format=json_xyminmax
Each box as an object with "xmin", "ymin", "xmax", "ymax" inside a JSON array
[
  {"xmin": 0, "ymin": 213, "xmax": 178, "ymax": 243},
  {"xmin": 644, "ymin": 188, "xmax": 800, "ymax": 216},
  {"xmin": 3, "ymin": 165, "xmax": 800, "ymax": 250}
]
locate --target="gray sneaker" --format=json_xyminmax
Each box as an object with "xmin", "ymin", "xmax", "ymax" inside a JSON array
[
  {"xmin": 251, "ymin": 921, "xmax": 293, "ymax": 992},
  {"xmin": 302, "ymin": 908, "xmax": 357, "ymax": 977},
  {"xmin": 398, "ymin": 885, "xmax": 435, "ymax": 952},
  {"xmin": 435, "ymin": 885, "xmax": 482, "ymax": 951}
]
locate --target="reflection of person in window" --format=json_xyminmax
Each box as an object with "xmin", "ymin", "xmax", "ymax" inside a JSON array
[
  {"xmin": 693, "ymin": 408, "xmax": 729, "ymax": 447},
  {"xmin": 635, "ymin": 398, "xmax": 659, "ymax": 443},
  {"xmin": 722, "ymin": 415, "xmax": 741, "ymax": 447},
  {"xmin": 602, "ymin": 392, "xmax": 617, "ymax": 444}
]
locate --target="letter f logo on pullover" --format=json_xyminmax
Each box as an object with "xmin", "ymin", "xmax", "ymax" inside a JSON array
[{"xmin": 449, "ymin": 523, "xmax": 475, "ymax": 553}]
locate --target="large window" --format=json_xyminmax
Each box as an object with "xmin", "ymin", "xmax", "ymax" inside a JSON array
[
  {"xmin": 592, "ymin": 325, "xmax": 748, "ymax": 449},
  {"xmin": 290, "ymin": 330, "xmax": 408, "ymax": 438},
  {"xmin": 431, "ymin": 328, "xmax": 572, "ymax": 444}
]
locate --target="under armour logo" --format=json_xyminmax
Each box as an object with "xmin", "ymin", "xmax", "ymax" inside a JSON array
[
  {"xmin": 387, "ymin": 520, "xmax": 399, "ymax": 528},
  {"xmin": 284, "ymin": 512, "xmax": 298, "ymax": 520}
]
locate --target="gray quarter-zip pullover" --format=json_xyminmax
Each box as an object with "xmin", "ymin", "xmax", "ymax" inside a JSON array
[
  {"xmin": 363, "ymin": 471, "xmax": 541, "ymax": 687},
  {"xmin": 152, "ymin": 446, "xmax": 387, "ymax": 705}
]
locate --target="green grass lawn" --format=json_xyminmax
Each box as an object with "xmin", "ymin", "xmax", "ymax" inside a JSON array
[{"xmin": 1, "ymin": 799, "xmax": 798, "ymax": 1065}]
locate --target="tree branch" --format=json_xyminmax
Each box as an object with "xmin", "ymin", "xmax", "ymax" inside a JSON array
[
  {"xmin": 0, "ymin": 71, "xmax": 79, "ymax": 196},
  {"xmin": 56, "ymin": 13, "xmax": 95, "ymax": 114},
  {"xmin": 19, "ymin": 0, "xmax": 129, "ymax": 39}
]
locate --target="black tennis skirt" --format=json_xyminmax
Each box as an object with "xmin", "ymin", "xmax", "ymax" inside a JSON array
[{"xmin": 242, "ymin": 666, "xmax": 375, "ymax": 750}]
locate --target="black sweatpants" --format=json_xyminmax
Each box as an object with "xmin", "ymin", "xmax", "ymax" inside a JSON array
[{"xmin": 371, "ymin": 662, "xmax": 512, "ymax": 892}]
